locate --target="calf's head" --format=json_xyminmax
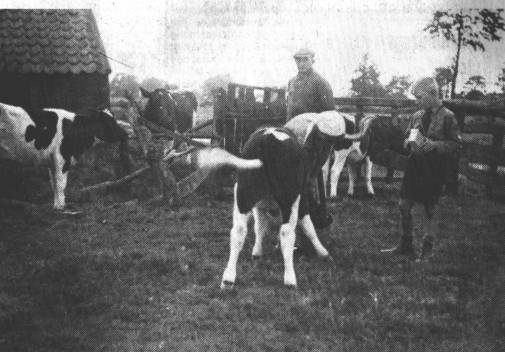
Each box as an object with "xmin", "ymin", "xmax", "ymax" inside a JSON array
[
  {"xmin": 60, "ymin": 109, "xmax": 129, "ymax": 172},
  {"xmin": 141, "ymin": 87, "xmax": 178, "ymax": 131}
]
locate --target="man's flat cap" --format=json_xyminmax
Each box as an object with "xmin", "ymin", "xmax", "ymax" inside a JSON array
[{"xmin": 293, "ymin": 48, "xmax": 315, "ymax": 58}]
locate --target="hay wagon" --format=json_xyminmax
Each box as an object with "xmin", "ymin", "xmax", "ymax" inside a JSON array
[{"xmin": 212, "ymin": 83, "xmax": 287, "ymax": 154}]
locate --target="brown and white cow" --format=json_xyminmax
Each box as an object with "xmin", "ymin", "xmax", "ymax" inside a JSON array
[{"xmin": 0, "ymin": 102, "xmax": 129, "ymax": 209}]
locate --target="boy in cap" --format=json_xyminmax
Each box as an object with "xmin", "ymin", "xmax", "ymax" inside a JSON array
[{"xmin": 382, "ymin": 77, "xmax": 462, "ymax": 260}]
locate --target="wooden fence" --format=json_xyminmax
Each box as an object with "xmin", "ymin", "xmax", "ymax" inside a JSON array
[
  {"xmin": 334, "ymin": 97, "xmax": 505, "ymax": 198},
  {"xmin": 214, "ymin": 83, "xmax": 505, "ymax": 198}
]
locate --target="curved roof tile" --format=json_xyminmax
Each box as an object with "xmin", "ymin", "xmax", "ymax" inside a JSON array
[{"xmin": 0, "ymin": 9, "xmax": 110, "ymax": 75}]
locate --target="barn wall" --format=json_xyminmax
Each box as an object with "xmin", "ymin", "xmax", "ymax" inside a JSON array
[{"xmin": 0, "ymin": 73, "xmax": 110, "ymax": 113}]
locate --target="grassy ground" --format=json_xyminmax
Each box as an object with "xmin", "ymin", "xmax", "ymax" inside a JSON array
[
  {"xmin": 1, "ymin": 106, "xmax": 504, "ymax": 351},
  {"xmin": 1, "ymin": 177, "xmax": 504, "ymax": 351}
]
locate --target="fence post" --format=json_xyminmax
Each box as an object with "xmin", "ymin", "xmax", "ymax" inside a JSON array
[
  {"xmin": 385, "ymin": 106, "xmax": 399, "ymax": 184},
  {"xmin": 489, "ymin": 125, "xmax": 505, "ymax": 198}
]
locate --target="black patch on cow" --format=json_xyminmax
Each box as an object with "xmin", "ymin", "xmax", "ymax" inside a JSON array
[
  {"xmin": 143, "ymin": 89, "xmax": 179, "ymax": 132},
  {"xmin": 332, "ymin": 118, "xmax": 354, "ymax": 151},
  {"xmin": 142, "ymin": 88, "xmax": 196, "ymax": 134},
  {"xmin": 236, "ymin": 127, "xmax": 309, "ymax": 223},
  {"xmin": 24, "ymin": 110, "xmax": 58, "ymax": 150},
  {"xmin": 304, "ymin": 125, "xmax": 342, "ymax": 176},
  {"xmin": 60, "ymin": 110, "xmax": 127, "ymax": 172},
  {"xmin": 344, "ymin": 117, "xmax": 356, "ymax": 135}
]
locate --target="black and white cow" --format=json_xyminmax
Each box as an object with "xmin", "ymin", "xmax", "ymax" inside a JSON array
[
  {"xmin": 322, "ymin": 114, "xmax": 375, "ymax": 198},
  {"xmin": 323, "ymin": 114, "xmax": 410, "ymax": 198},
  {"xmin": 140, "ymin": 87, "xmax": 197, "ymax": 133},
  {"xmin": 189, "ymin": 111, "xmax": 373, "ymax": 288},
  {"xmin": 0, "ymin": 102, "xmax": 129, "ymax": 209}
]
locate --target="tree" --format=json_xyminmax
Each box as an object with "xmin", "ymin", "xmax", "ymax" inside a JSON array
[
  {"xmin": 464, "ymin": 75, "xmax": 487, "ymax": 93},
  {"xmin": 385, "ymin": 75, "xmax": 412, "ymax": 99},
  {"xmin": 434, "ymin": 66, "xmax": 453, "ymax": 99},
  {"xmin": 424, "ymin": 9, "xmax": 505, "ymax": 98},
  {"xmin": 201, "ymin": 74, "xmax": 233, "ymax": 102},
  {"xmin": 140, "ymin": 77, "xmax": 170, "ymax": 92},
  {"xmin": 110, "ymin": 73, "xmax": 140, "ymax": 98},
  {"xmin": 350, "ymin": 54, "xmax": 387, "ymax": 97},
  {"xmin": 496, "ymin": 67, "xmax": 505, "ymax": 94}
]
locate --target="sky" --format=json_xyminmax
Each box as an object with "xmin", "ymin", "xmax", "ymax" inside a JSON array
[{"xmin": 2, "ymin": 0, "xmax": 505, "ymax": 95}]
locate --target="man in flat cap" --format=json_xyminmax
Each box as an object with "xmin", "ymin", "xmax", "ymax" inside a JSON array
[
  {"xmin": 286, "ymin": 48, "xmax": 335, "ymax": 120},
  {"xmin": 286, "ymin": 48, "xmax": 336, "ymax": 254}
]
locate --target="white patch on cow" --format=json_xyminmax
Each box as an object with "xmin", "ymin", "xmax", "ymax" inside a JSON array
[
  {"xmin": 0, "ymin": 103, "xmax": 71, "ymax": 209},
  {"xmin": 102, "ymin": 109, "xmax": 113, "ymax": 118},
  {"xmin": 44, "ymin": 108, "xmax": 76, "ymax": 122},
  {"xmin": 302, "ymin": 122, "xmax": 316, "ymax": 144},
  {"xmin": 313, "ymin": 111, "xmax": 346, "ymax": 136},
  {"xmin": 263, "ymin": 128, "xmax": 290, "ymax": 141},
  {"xmin": 341, "ymin": 112, "xmax": 356, "ymax": 124}
]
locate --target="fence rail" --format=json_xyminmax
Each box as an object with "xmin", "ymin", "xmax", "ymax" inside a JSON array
[
  {"xmin": 214, "ymin": 83, "xmax": 504, "ymax": 198},
  {"xmin": 334, "ymin": 96, "xmax": 505, "ymax": 198}
]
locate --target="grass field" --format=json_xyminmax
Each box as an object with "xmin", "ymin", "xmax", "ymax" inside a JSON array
[
  {"xmin": 1, "ymin": 106, "xmax": 504, "ymax": 351},
  {"xmin": 1, "ymin": 175, "xmax": 504, "ymax": 351}
]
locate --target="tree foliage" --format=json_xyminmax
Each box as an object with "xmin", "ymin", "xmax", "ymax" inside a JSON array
[
  {"xmin": 110, "ymin": 73, "xmax": 140, "ymax": 98},
  {"xmin": 350, "ymin": 54, "xmax": 387, "ymax": 97},
  {"xmin": 201, "ymin": 74, "xmax": 233, "ymax": 102},
  {"xmin": 424, "ymin": 9, "xmax": 505, "ymax": 98},
  {"xmin": 140, "ymin": 77, "xmax": 177, "ymax": 92},
  {"xmin": 464, "ymin": 75, "xmax": 486, "ymax": 93},
  {"xmin": 384, "ymin": 75, "xmax": 412, "ymax": 99}
]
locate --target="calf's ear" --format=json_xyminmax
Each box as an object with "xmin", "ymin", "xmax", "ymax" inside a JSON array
[{"xmin": 140, "ymin": 87, "xmax": 152, "ymax": 98}]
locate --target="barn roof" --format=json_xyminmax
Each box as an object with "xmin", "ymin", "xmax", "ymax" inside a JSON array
[{"xmin": 0, "ymin": 9, "xmax": 111, "ymax": 75}]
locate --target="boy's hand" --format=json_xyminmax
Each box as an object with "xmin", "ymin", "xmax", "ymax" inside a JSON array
[{"xmin": 418, "ymin": 138, "xmax": 437, "ymax": 154}]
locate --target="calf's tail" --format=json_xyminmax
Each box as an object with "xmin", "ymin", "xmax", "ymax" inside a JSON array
[{"xmin": 188, "ymin": 147, "xmax": 262, "ymax": 170}]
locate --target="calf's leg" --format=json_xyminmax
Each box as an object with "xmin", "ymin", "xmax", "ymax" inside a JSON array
[
  {"xmin": 328, "ymin": 150, "xmax": 348, "ymax": 198},
  {"xmin": 364, "ymin": 156, "xmax": 375, "ymax": 195},
  {"xmin": 221, "ymin": 185, "xmax": 251, "ymax": 288},
  {"xmin": 278, "ymin": 195, "xmax": 301, "ymax": 287},
  {"xmin": 52, "ymin": 153, "xmax": 67, "ymax": 210},
  {"xmin": 347, "ymin": 163, "xmax": 357, "ymax": 196},
  {"xmin": 298, "ymin": 214, "xmax": 329, "ymax": 257},
  {"xmin": 252, "ymin": 206, "xmax": 272, "ymax": 258}
]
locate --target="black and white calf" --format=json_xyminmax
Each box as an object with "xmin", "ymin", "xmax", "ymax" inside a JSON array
[
  {"xmin": 190, "ymin": 111, "xmax": 374, "ymax": 288},
  {"xmin": 0, "ymin": 102, "xmax": 129, "ymax": 209},
  {"xmin": 189, "ymin": 128, "xmax": 329, "ymax": 287},
  {"xmin": 322, "ymin": 114, "xmax": 375, "ymax": 198},
  {"xmin": 322, "ymin": 114, "xmax": 412, "ymax": 198}
]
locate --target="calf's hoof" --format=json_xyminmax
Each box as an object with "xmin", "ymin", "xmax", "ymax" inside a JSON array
[
  {"xmin": 220, "ymin": 280, "xmax": 235, "ymax": 290},
  {"xmin": 319, "ymin": 252, "xmax": 332, "ymax": 261}
]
